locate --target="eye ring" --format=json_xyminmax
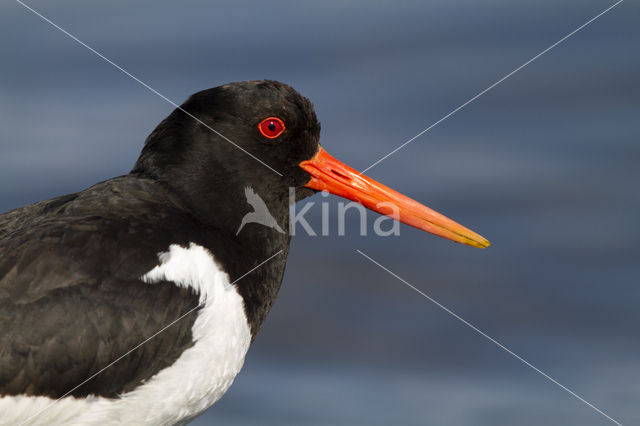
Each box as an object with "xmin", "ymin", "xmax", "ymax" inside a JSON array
[{"xmin": 258, "ymin": 117, "xmax": 286, "ymax": 139}]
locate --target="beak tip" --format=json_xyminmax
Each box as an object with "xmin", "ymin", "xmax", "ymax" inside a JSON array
[{"xmin": 472, "ymin": 236, "xmax": 490, "ymax": 249}]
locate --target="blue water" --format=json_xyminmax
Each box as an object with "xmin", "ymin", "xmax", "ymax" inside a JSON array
[{"xmin": 1, "ymin": 0, "xmax": 639, "ymax": 424}]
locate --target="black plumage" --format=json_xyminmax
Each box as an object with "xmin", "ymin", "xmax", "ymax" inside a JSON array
[{"xmin": 0, "ymin": 80, "xmax": 321, "ymax": 398}]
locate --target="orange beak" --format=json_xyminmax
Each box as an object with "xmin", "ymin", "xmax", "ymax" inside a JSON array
[{"xmin": 299, "ymin": 146, "xmax": 490, "ymax": 248}]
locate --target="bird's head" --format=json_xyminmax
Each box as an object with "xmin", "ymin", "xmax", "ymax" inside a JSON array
[{"xmin": 133, "ymin": 80, "xmax": 488, "ymax": 248}]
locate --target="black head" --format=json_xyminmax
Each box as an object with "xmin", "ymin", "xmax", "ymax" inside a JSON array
[
  {"xmin": 132, "ymin": 80, "xmax": 321, "ymax": 238},
  {"xmin": 132, "ymin": 79, "xmax": 490, "ymax": 252}
]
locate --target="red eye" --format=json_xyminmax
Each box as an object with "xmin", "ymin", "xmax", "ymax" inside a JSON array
[{"xmin": 258, "ymin": 117, "xmax": 285, "ymax": 139}]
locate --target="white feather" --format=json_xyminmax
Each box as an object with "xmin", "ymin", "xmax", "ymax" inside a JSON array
[{"xmin": 0, "ymin": 243, "xmax": 251, "ymax": 426}]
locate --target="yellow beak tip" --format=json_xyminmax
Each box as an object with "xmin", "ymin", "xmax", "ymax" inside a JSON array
[
  {"xmin": 474, "ymin": 238, "xmax": 491, "ymax": 249},
  {"xmin": 460, "ymin": 234, "xmax": 490, "ymax": 249}
]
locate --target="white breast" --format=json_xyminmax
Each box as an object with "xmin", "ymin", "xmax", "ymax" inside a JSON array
[{"xmin": 1, "ymin": 243, "xmax": 251, "ymax": 426}]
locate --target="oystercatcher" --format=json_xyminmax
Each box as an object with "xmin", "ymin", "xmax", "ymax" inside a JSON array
[{"xmin": 0, "ymin": 80, "xmax": 488, "ymax": 425}]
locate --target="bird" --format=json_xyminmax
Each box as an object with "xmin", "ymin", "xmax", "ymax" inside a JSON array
[
  {"xmin": 0, "ymin": 80, "xmax": 489, "ymax": 425},
  {"xmin": 235, "ymin": 186, "xmax": 285, "ymax": 235}
]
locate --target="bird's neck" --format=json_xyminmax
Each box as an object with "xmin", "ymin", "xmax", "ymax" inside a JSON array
[
  {"xmin": 133, "ymin": 172, "xmax": 292, "ymax": 340},
  {"xmin": 198, "ymin": 218, "xmax": 291, "ymax": 341}
]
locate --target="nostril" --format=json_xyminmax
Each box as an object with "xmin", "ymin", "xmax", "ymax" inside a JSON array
[{"xmin": 330, "ymin": 169, "xmax": 351, "ymax": 181}]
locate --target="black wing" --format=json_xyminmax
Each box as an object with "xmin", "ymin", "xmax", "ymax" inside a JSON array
[{"xmin": 0, "ymin": 177, "xmax": 205, "ymax": 398}]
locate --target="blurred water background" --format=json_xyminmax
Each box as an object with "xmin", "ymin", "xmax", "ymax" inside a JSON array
[{"xmin": 1, "ymin": 0, "xmax": 639, "ymax": 424}]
